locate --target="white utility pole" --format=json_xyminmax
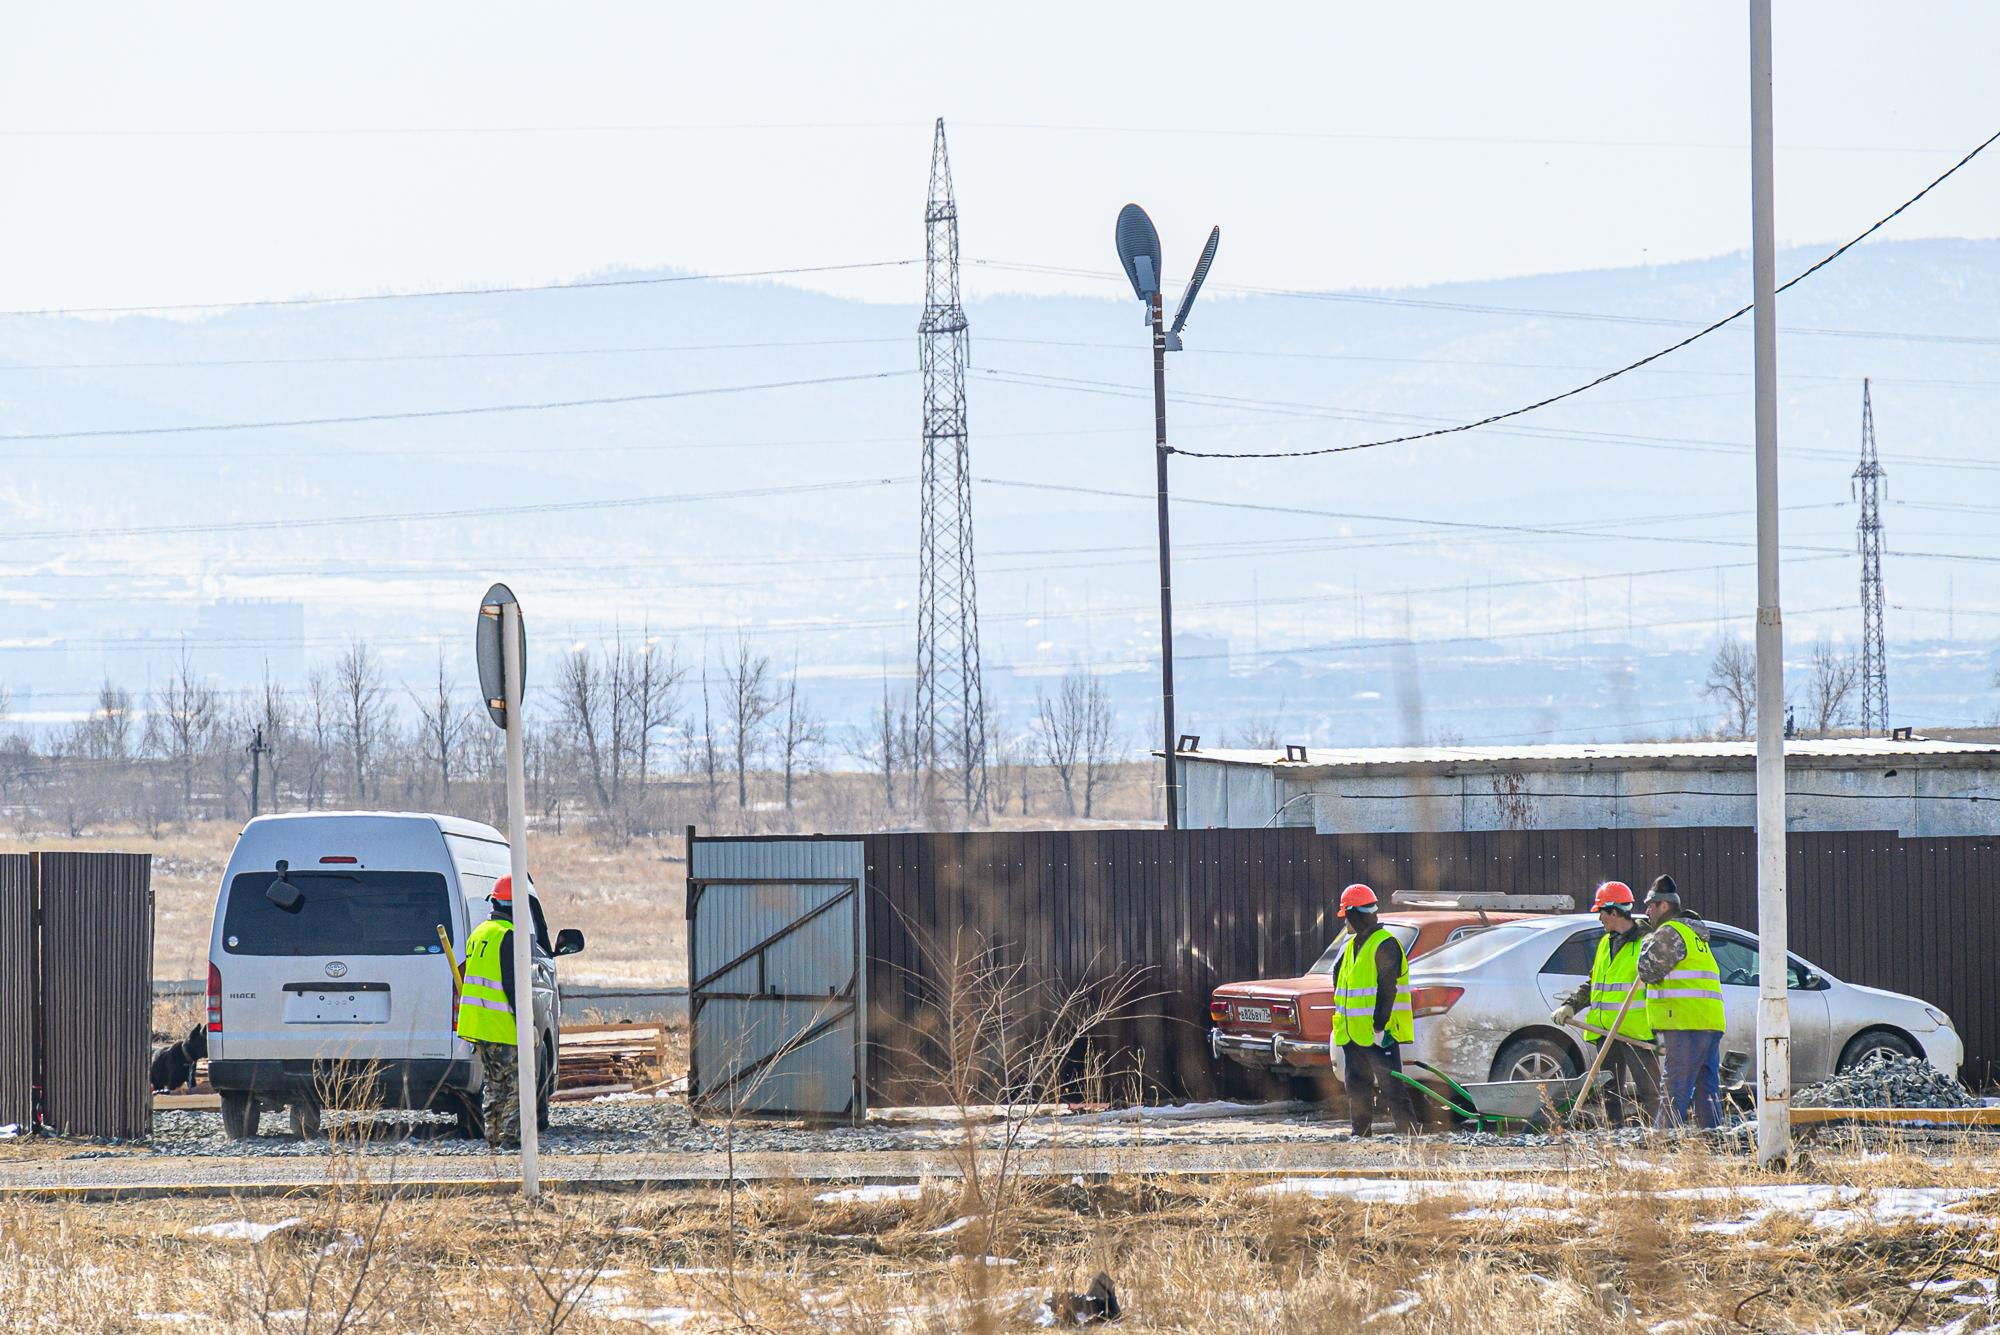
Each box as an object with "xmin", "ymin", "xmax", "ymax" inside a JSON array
[
  {"xmin": 502, "ymin": 601, "xmax": 540, "ymax": 1196},
  {"xmin": 1749, "ymin": 0, "xmax": 1791, "ymax": 1166}
]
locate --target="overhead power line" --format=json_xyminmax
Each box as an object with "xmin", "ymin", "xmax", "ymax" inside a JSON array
[
  {"xmin": 1167, "ymin": 124, "xmax": 2000, "ymax": 459},
  {"xmin": 0, "ymin": 259, "xmax": 918, "ymax": 319},
  {"xmin": 0, "ymin": 370, "xmax": 912, "ymax": 443}
]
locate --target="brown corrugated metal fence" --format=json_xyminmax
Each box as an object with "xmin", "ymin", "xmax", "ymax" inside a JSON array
[
  {"xmin": 845, "ymin": 827, "xmax": 2000, "ymax": 1103},
  {"xmin": 0, "ymin": 855, "xmax": 33, "ymax": 1129},
  {"xmin": 0, "ymin": 851, "xmax": 153, "ymax": 1139}
]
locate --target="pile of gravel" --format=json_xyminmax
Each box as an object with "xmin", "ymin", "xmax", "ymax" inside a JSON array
[{"xmin": 1794, "ymin": 1054, "xmax": 1978, "ymax": 1110}]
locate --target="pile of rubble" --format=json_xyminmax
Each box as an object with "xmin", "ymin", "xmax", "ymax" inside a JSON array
[{"xmin": 1794, "ymin": 1054, "xmax": 1979, "ymax": 1110}]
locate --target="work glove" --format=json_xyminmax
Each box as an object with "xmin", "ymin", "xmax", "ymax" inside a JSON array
[
  {"xmin": 1551, "ymin": 1004, "xmax": 1577, "ymax": 1027},
  {"xmin": 1375, "ymin": 1036, "xmax": 1399, "ymax": 1056}
]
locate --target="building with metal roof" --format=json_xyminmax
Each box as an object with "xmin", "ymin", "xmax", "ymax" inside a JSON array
[{"xmin": 1173, "ymin": 737, "xmax": 2000, "ymax": 838}]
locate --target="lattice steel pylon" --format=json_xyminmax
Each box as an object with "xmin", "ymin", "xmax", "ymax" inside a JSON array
[
  {"xmin": 915, "ymin": 118, "xmax": 989, "ymax": 815},
  {"xmin": 1854, "ymin": 378, "xmax": 1889, "ymax": 735}
]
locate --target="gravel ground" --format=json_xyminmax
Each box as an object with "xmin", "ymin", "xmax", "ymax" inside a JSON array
[{"xmin": 123, "ymin": 1097, "xmax": 1374, "ymax": 1160}]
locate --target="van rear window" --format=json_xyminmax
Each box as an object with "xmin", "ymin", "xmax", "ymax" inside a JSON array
[{"xmin": 221, "ymin": 870, "xmax": 452, "ymax": 957}]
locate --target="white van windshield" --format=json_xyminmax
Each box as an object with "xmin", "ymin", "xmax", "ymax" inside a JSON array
[{"xmin": 222, "ymin": 870, "xmax": 453, "ymax": 957}]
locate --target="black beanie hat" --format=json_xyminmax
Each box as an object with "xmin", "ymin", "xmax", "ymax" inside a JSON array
[{"xmin": 1646, "ymin": 874, "xmax": 1680, "ymax": 904}]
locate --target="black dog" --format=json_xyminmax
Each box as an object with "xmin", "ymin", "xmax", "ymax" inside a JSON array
[
  {"xmin": 148, "ymin": 1023, "xmax": 208, "ymax": 1093},
  {"xmin": 1045, "ymin": 1273, "xmax": 1120, "ymax": 1325}
]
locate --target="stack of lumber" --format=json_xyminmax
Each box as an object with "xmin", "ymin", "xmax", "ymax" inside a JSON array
[{"xmin": 554, "ymin": 1022, "xmax": 670, "ymax": 1099}]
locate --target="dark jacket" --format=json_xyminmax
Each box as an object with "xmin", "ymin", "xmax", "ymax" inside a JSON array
[{"xmin": 1557, "ymin": 921, "xmax": 1646, "ymax": 1013}]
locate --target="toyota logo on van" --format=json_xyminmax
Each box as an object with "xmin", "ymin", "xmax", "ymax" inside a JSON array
[{"xmin": 325, "ymin": 961, "xmax": 348, "ymax": 979}]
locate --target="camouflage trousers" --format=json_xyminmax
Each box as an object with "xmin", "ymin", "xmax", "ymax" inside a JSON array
[{"xmin": 474, "ymin": 1040, "xmax": 523, "ymax": 1149}]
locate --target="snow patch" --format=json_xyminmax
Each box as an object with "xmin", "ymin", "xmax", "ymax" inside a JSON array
[
  {"xmin": 815, "ymin": 1183, "xmax": 924, "ymax": 1205},
  {"xmin": 191, "ymin": 1217, "xmax": 302, "ymax": 1243}
]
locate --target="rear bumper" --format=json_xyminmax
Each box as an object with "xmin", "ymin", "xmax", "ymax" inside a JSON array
[
  {"xmin": 208, "ymin": 1058, "xmax": 474, "ymax": 1109},
  {"xmin": 1210, "ymin": 1028, "xmax": 1333, "ymax": 1071}
]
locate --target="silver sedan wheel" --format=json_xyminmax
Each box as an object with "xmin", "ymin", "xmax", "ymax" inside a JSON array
[{"xmin": 1506, "ymin": 1049, "xmax": 1570, "ymax": 1082}]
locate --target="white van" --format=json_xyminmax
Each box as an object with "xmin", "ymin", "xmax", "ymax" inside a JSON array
[{"xmin": 205, "ymin": 812, "xmax": 584, "ymax": 1139}]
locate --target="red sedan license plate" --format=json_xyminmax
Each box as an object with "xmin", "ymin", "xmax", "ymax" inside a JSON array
[{"xmin": 1235, "ymin": 1005, "xmax": 1271, "ymax": 1024}]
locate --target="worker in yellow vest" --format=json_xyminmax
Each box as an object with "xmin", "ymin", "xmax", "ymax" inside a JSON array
[
  {"xmin": 456, "ymin": 875, "xmax": 526, "ymax": 1149},
  {"xmin": 1636, "ymin": 875, "xmax": 1726, "ymax": 1129},
  {"xmin": 1331, "ymin": 883, "xmax": 1425, "ymax": 1138},
  {"xmin": 1549, "ymin": 880, "xmax": 1660, "ymax": 1124}
]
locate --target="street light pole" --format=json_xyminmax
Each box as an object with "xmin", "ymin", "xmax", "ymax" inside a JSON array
[
  {"xmin": 1151, "ymin": 289, "xmax": 1179, "ymax": 831},
  {"xmin": 1749, "ymin": 0, "xmax": 1791, "ymax": 1167}
]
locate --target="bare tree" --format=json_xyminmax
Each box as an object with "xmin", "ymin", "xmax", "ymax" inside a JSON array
[
  {"xmin": 1705, "ymin": 636, "xmax": 1756, "ymax": 740},
  {"xmin": 336, "ymin": 639, "xmax": 387, "ymax": 803},
  {"xmin": 847, "ymin": 670, "xmax": 907, "ymax": 817},
  {"xmin": 408, "ymin": 648, "xmax": 470, "ymax": 805},
  {"xmin": 621, "ymin": 632, "xmax": 684, "ymax": 797},
  {"xmin": 73, "ymin": 679, "xmax": 135, "ymax": 762},
  {"xmin": 723, "ymin": 634, "xmax": 777, "ymax": 810},
  {"xmin": 557, "ymin": 644, "xmax": 616, "ymax": 816},
  {"xmin": 1804, "ymin": 633, "xmax": 1860, "ymax": 736},
  {"xmin": 303, "ymin": 666, "xmax": 336, "ymax": 810},
  {"xmin": 1231, "ymin": 694, "xmax": 1290, "ymax": 750},
  {"xmin": 255, "ymin": 668, "xmax": 294, "ymax": 812},
  {"xmin": 1081, "ymin": 674, "xmax": 1118, "ymax": 818},
  {"xmin": 1035, "ymin": 672, "xmax": 1089, "ymax": 816},
  {"xmin": 775, "ymin": 655, "xmax": 826, "ymax": 811},
  {"xmin": 146, "ymin": 648, "xmax": 219, "ymax": 809},
  {"xmin": 695, "ymin": 649, "xmax": 722, "ymax": 817}
]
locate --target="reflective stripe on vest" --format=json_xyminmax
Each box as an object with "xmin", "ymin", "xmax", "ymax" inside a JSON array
[
  {"xmin": 1331, "ymin": 928, "xmax": 1414, "ymax": 1047},
  {"xmin": 1644, "ymin": 919, "xmax": 1725, "ymax": 1032},
  {"xmin": 456, "ymin": 917, "xmax": 519, "ymax": 1045},
  {"xmin": 1586, "ymin": 932, "xmax": 1654, "ymax": 1043}
]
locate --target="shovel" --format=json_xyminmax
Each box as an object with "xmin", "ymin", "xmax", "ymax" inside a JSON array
[{"xmin": 1554, "ymin": 987, "xmax": 1641, "ymax": 1128}]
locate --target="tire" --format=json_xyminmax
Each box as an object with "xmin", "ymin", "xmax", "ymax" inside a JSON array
[
  {"xmin": 536, "ymin": 1037, "xmax": 555, "ymax": 1134},
  {"xmin": 1492, "ymin": 1035, "xmax": 1582, "ymax": 1084},
  {"xmin": 289, "ymin": 1101, "xmax": 322, "ymax": 1141},
  {"xmin": 219, "ymin": 1091, "xmax": 262, "ymax": 1141},
  {"xmin": 452, "ymin": 1093, "xmax": 485, "ymax": 1141},
  {"xmin": 1838, "ymin": 1028, "xmax": 1918, "ymax": 1072}
]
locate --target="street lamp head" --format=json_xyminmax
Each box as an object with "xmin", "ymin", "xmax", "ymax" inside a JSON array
[
  {"xmin": 1168, "ymin": 225, "xmax": 1222, "ymax": 341},
  {"xmin": 1115, "ymin": 203, "xmax": 1162, "ymax": 302}
]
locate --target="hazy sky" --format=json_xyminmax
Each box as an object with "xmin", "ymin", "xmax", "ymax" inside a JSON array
[{"xmin": 5, "ymin": 3, "xmax": 1999, "ymax": 309}]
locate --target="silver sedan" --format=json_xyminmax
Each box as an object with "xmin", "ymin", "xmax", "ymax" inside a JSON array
[{"xmin": 1404, "ymin": 914, "xmax": 1963, "ymax": 1088}]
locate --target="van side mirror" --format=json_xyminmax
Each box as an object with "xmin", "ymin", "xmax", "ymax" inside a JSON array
[{"xmin": 554, "ymin": 928, "xmax": 585, "ymax": 957}]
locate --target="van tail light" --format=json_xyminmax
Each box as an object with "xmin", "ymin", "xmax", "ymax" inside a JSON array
[
  {"xmin": 207, "ymin": 962, "xmax": 223, "ymax": 1032},
  {"xmin": 319, "ymin": 856, "xmax": 358, "ymax": 864},
  {"xmin": 1208, "ymin": 998, "xmax": 1231, "ymax": 1023},
  {"xmin": 1411, "ymin": 986, "xmax": 1464, "ymax": 1018}
]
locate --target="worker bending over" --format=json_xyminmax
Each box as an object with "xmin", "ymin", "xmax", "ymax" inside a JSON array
[
  {"xmin": 1636, "ymin": 874, "xmax": 1726, "ymax": 1130},
  {"xmin": 1550, "ymin": 880, "xmax": 1661, "ymax": 1124},
  {"xmin": 1331, "ymin": 883, "xmax": 1426, "ymax": 1138}
]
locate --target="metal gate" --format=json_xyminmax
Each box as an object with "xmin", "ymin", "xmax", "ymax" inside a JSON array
[{"xmin": 687, "ymin": 836, "xmax": 866, "ymax": 1122}]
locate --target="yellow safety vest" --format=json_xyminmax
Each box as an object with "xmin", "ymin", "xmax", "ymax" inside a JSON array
[
  {"xmin": 1332, "ymin": 927, "xmax": 1414, "ymax": 1047},
  {"xmin": 456, "ymin": 917, "xmax": 518, "ymax": 1045},
  {"xmin": 1644, "ymin": 918, "xmax": 1726, "ymax": 1033},
  {"xmin": 1587, "ymin": 931, "xmax": 1654, "ymax": 1043}
]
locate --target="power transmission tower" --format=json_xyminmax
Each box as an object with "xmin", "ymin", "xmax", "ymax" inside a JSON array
[
  {"xmin": 1854, "ymin": 378, "xmax": 1889, "ymax": 735},
  {"xmin": 915, "ymin": 117, "xmax": 988, "ymax": 815}
]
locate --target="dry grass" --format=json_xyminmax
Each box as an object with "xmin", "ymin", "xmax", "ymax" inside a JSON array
[{"xmin": 3, "ymin": 1138, "xmax": 1997, "ymax": 1332}]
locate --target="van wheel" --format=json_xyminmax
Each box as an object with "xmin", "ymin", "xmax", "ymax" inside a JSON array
[
  {"xmin": 537, "ymin": 1038, "xmax": 554, "ymax": 1133},
  {"xmin": 452, "ymin": 1094, "xmax": 484, "ymax": 1140},
  {"xmin": 290, "ymin": 1101, "xmax": 322, "ymax": 1141},
  {"xmin": 219, "ymin": 1092, "xmax": 262, "ymax": 1140}
]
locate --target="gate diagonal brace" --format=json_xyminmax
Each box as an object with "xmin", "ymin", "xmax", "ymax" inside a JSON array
[{"xmin": 693, "ymin": 1003, "xmax": 856, "ymax": 1112}]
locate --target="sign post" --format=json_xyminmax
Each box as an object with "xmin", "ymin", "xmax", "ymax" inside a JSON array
[{"xmin": 478, "ymin": 583, "xmax": 539, "ymax": 1198}]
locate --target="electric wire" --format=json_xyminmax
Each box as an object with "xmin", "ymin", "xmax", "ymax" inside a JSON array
[{"xmin": 1167, "ymin": 124, "xmax": 2000, "ymax": 458}]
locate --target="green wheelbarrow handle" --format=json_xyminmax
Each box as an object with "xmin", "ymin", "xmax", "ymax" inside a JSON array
[{"xmin": 1383, "ymin": 1064, "xmax": 1510, "ymax": 1133}]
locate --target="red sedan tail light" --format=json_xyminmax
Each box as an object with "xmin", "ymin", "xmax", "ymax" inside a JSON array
[
  {"xmin": 1208, "ymin": 998, "xmax": 1231, "ymax": 1023},
  {"xmin": 1411, "ymin": 986, "xmax": 1464, "ymax": 1018},
  {"xmin": 1269, "ymin": 1002, "xmax": 1297, "ymax": 1029}
]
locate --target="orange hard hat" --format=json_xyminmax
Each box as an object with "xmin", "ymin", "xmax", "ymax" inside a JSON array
[
  {"xmin": 1592, "ymin": 880, "xmax": 1635, "ymax": 911},
  {"xmin": 491, "ymin": 875, "xmax": 514, "ymax": 904},
  {"xmin": 1339, "ymin": 883, "xmax": 1379, "ymax": 913}
]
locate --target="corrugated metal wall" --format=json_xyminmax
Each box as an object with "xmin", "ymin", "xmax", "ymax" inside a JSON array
[
  {"xmin": 856, "ymin": 827, "xmax": 2000, "ymax": 1103},
  {"xmin": 0, "ymin": 852, "xmax": 153, "ymax": 1138},
  {"xmin": 0, "ymin": 855, "xmax": 33, "ymax": 1128},
  {"xmin": 687, "ymin": 837, "xmax": 866, "ymax": 1120},
  {"xmin": 39, "ymin": 853, "xmax": 154, "ymax": 1139}
]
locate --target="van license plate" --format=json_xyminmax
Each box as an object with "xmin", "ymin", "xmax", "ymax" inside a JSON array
[
  {"xmin": 1235, "ymin": 1005, "xmax": 1271, "ymax": 1024},
  {"xmin": 285, "ymin": 990, "xmax": 390, "ymax": 1024}
]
